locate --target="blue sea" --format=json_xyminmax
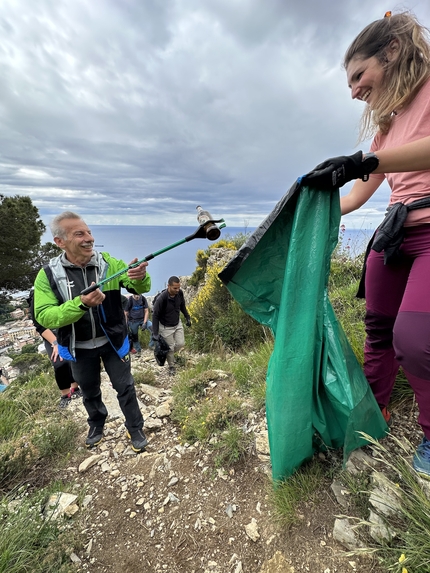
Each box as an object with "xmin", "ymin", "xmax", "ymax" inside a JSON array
[{"xmin": 41, "ymin": 225, "xmax": 373, "ymax": 295}]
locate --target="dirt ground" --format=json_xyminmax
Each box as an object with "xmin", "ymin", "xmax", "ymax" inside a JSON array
[{"xmin": 57, "ymin": 348, "xmax": 421, "ymax": 573}]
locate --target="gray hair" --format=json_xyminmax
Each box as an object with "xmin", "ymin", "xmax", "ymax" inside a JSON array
[{"xmin": 49, "ymin": 211, "xmax": 82, "ymax": 240}]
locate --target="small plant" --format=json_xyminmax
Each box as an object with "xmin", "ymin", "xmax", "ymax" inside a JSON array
[
  {"xmin": 171, "ymin": 357, "xmax": 246, "ymax": 445},
  {"xmin": 138, "ymin": 327, "xmax": 152, "ymax": 348},
  {"xmin": 177, "ymin": 395, "xmax": 244, "ymax": 444},
  {"xmin": 133, "ymin": 369, "xmax": 157, "ymax": 386},
  {"xmin": 212, "ymin": 423, "xmax": 254, "ymax": 468},
  {"xmin": 269, "ymin": 459, "xmax": 326, "ymax": 527}
]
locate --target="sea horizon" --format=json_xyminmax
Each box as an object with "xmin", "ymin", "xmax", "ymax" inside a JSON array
[
  {"xmin": 38, "ymin": 224, "xmax": 373, "ymax": 296},
  {"xmin": 41, "ymin": 224, "xmax": 254, "ymax": 295}
]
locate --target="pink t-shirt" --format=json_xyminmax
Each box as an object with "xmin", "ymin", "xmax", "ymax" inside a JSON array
[{"xmin": 369, "ymin": 76, "xmax": 430, "ymax": 226}]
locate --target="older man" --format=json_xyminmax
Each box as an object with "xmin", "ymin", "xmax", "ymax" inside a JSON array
[{"xmin": 34, "ymin": 211, "xmax": 150, "ymax": 452}]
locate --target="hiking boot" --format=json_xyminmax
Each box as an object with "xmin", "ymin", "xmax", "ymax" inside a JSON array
[
  {"xmin": 59, "ymin": 394, "xmax": 71, "ymax": 409},
  {"xmin": 85, "ymin": 427, "xmax": 104, "ymax": 448},
  {"xmin": 169, "ymin": 366, "xmax": 176, "ymax": 376},
  {"xmin": 70, "ymin": 387, "xmax": 83, "ymax": 399},
  {"xmin": 380, "ymin": 406, "xmax": 392, "ymax": 426},
  {"xmin": 126, "ymin": 429, "xmax": 148, "ymax": 453},
  {"xmin": 413, "ymin": 436, "xmax": 430, "ymax": 479}
]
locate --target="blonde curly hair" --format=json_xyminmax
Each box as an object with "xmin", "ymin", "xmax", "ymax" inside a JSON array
[{"xmin": 343, "ymin": 12, "xmax": 430, "ymax": 141}]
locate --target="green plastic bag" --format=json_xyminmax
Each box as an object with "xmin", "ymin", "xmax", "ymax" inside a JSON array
[{"xmin": 219, "ymin": 182, "xmax": 387, "ymax": 481}]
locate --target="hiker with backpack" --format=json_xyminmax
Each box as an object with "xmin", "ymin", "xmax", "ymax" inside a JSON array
[
  {"xmin": 124, "ymin": 293, "xmax": 154, "ymax": 354},
  {"xmin": 152, "ymin": 276, "xmax": 191, "ymax": 376}
]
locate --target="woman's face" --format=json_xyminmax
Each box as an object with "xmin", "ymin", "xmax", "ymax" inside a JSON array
[{"xmin": 346, "ymin": 55, "xmax": 386, "ymax": 107}]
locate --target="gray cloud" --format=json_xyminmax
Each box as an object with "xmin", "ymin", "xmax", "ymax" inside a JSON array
[{"xmin": 1, "ymin": 0, "xmax": 429, "ymax": 231}]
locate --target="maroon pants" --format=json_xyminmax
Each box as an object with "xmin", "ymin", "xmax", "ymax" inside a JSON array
[{"xmin": 364, "ymin": 224, "xmax": 430, "ymax": 438}]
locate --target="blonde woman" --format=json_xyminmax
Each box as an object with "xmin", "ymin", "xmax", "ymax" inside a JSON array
[{"xmin": 301, "ymin": 12, "xmax": 430, "ymax": 478}]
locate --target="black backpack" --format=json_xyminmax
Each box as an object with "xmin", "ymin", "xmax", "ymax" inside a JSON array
[{"xmin": 152, "ymin": 289, "xmax": 167, "ymax": 308}]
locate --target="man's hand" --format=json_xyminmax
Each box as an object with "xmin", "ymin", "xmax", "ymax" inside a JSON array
[
  {"xmin": 80, "ymin": 283, "xmax": 105, "ymax": 307},
  {"xmin": 298, "ymin": 151, "xmax": 378, "ymax": 190},
  {"xmin": 186, "ymin": 318, "xmax": 191, "ymax": 327},
  {"xmin": 127, "ymin": 259, "xmax": 149, "ymax": 280},
  {"xmin": 152, "ymin": 334, "xmax": 159, "ymax": 341}
]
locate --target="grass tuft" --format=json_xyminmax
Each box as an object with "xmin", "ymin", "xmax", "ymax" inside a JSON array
[{"xmin": 269, "ymin": 459, "xmax": 326, "ymax": 527}]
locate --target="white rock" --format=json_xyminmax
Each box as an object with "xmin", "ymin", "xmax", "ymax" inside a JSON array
[
  {"xmin": 155, "ymin": 403, "xmax": 171, "ymax": 418},
  {"xmin": 78, "ymin": 454, "xmax": 104, "ymax": 473},
  {"xmin": 70, "ymin": 553, "xmax": 81, "ymax": 563},
  {"xmin": 333, "ymin": 518, "xmax": 363, "ymax": 550},
  {"xmin": 45, "ymin": 493, "xmax": 78, "ymax": 520},
  {"xmin": 255, "ymin": 431, "xmax": 270, "ymax": 455},
  {"xmin": 144, "ymin": 418, "xmax": 163, "ymax": 430},
  {"xmin": 369, "ymin": 472, "xmax": 402, "ymax": 517},
  {"xmin": 368, "ymin": 509, "xmax": 395, "ymax": 543},
  {"xmin": 245, "ymin": 518, "xmax": 260, "ymax": 542}
]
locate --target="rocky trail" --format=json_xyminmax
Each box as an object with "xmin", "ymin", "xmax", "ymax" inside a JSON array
[{"xmin": 51, "ymin": 346, "xmax": 421, "ymax": 573}]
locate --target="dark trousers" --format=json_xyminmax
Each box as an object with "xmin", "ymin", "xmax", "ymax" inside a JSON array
[
  {"xmin": 71, "ymin": 343, "xmax": 143, "ymax": 432},
  {"xmin": 43, "ymin": 339, "xmax": 74, "ymax": 391},
  {"xmin": 364, "ymin": 224, "xmax": 430, "ymax": 437}
]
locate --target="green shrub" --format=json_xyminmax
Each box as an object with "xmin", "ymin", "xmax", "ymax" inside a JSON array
[
  {"xmin": 229, "ymin": 341, "xmax": 272, "ymax": 410},
  {"xmin": 0, "ymin": 372, "xmax": 80, "ymax": 490},
  {"xmin": 21, "ymin": 343, "xmax": 40, "ymax": 354},
  {"xmin": 188, "ymin": 264, "xmax": 266, "ymax": 352},
  {"xmin": 188, "ymin": 235, "xmax": 247, "ymax": 287},
  {"xmin": 10, "ymin": 353, "xmax": 50, "ymax": 376},
  {"xmin": 189, "ymin": 249, "xmax": 210, "ymax": 286}
]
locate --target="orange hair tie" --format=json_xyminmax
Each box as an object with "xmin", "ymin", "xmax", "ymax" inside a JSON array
[{"xmin": 384, "ymin": 11, "xmax": 392, "ymax": 18}]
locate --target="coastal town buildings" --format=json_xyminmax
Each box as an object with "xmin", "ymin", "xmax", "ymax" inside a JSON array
[{"xmin": 0, "ymin": 296, "xmax": 39, "ymax": 383}]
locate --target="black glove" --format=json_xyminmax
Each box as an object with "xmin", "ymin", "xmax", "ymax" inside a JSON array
[
  {"xmin": 152, "ymin": 334, "xmax": 159, "ymax": 340},
  {"xmin": 186, "ymin": 318, "xmax": 191, "ymax": 327},
  {"xmin": 298, "ymin": 151, "xmax": 379, "ymax": 190}
]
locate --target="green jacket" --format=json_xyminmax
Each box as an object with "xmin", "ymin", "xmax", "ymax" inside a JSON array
[{"xmin": 34, "ymin": 251, "xmax": 151, "ymax": 360}]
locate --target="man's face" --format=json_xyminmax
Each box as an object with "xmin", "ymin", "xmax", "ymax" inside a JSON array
[
  {"xmin": 167, "ymin": 282, "xmax": 180, "ymax": 296},
  {"xmin": 133, "ymin": 294, "xmax": 140, "ymax": 300},
  {"xmin": 54, "ymin": 218, "xmax": 94, "ymax": 265}
]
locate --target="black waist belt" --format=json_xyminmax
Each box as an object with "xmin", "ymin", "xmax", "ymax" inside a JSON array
[
  {"xmin": 372, "ymin": 197, "xmax": 430, "ymax": 264},
  {"xmin": 356, "ymin": 196, "xmax": 430, "ymax": 298}
]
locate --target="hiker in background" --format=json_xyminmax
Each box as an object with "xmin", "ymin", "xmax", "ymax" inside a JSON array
[
  {"xmin": 33, "ymin": 211, "xmax": 150, "ymax": 452},
  {"xmin": 152, "ymin": 276, "xmax": 191, "ymax": 376},
  {"xmin": 125, "ymin": 293, "xmax": 154, "ymax": 354},
  {"xmin": 300, "ymin": 12, "xmax": 430, "ymax": 477},
  {"xmin": 28, "ymin": 288, "xmax": 81, "ymax": 408}
]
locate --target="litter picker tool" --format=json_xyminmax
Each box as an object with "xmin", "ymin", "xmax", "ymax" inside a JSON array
[{"xmin": 80, "ymin": 206, "xmax": 226, "ymax": 295}]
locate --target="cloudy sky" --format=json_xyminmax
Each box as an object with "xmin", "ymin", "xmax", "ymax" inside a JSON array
[{"xmin": 1, "ymin": 0, "xmax": 430, "ymax": 233}]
